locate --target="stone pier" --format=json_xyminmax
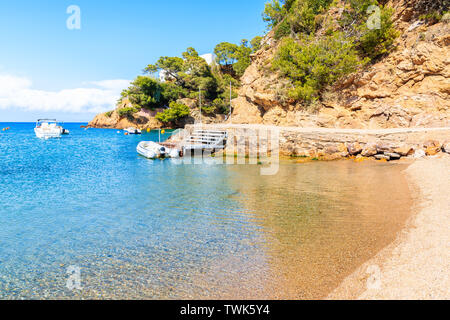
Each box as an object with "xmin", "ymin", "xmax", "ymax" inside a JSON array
[{"xmin": 183, "ymin": 124, "xmax": 450, "ymax": 160}]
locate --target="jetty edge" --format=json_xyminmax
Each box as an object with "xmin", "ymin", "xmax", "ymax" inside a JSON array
[{"xmin": 166, "ymin": 124, "xmax": 450, "ymax": 161}]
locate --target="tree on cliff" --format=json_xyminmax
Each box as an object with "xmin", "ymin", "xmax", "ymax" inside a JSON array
[
  {"xmin": 155, "ymin": 101, "xmax": 191, "ymax": 125},
  {"xmin": 144, "ymin": 47, "xmax": 218, "ymax": 100},
  {"xmin": 120, "ymin": 46, "xmax": 238, "ymax": 117},
  {"xmin": 145, "ymin": 56, "xmax": 184, "ymax": 85},
  {"xmin": 268, "ymin": 0, "xmax": 399, "ymax": 105},
  {"xmin": 121, "ymin": 76, "xmax": 164, "ymax": 110},
  {"xmin": 214, "ymin": 37, "xmax": 263, "ymax": 78},
  {"xmin": 214, "ymin": 42, "xmax": 238, "ymax": 66}
]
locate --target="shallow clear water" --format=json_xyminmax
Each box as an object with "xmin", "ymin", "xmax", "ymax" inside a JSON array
[{"xmin": 0, "ymin": 123, "xmax": 412, "ymax": 299}]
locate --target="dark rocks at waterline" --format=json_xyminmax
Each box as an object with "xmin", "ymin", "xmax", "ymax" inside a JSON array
[
  {"xmin": 376, "ymin": 142, "xmax": 397, "ymax": 154},
  {"xmin": 361, "ymin": 142, "xmax": 378, "ymax": 157},
  {"xmin": 384, "ymin": 152, "xmax": 402, "ymax": 160},
  {"xmin": 361, "ymin": 142, "xmax": 413, "ymax": 161},
  {"xmin": 347, "ymin": 142, "xmax": 363, "ymax": 156},
  {"xmin": 394, "ymin": 145, "xmax": 414, "ymax": 157},
  {"xmin": 443, "ymin": 141, "xmax": 450, "ymax": 154},
  {"xmin": 374, "ymin": 154, "xmax": 391, "ymax": 161}
]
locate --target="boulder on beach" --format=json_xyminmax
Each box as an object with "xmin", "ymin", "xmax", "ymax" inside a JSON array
[
  {"xmin": 375, "ymin": 154, "xmax": 391, "ymax": 161},
  {"xmin": 347, "ymin": 142, "xmax": 363, "ymax": 156},
  {"xmin": 394, "ymin": 145, "xmax": 414, "ymax": 157},
  {"xmin": 424, "ymin": 140, "xmax": 442, "ymax": 156},
  {"xmin": 376, "ymin": 142, "xmax": 396, "ymax": 154},
  {"xmin": 361, "ymin": 142, "xmax": 378, "ymax": 157},
  {"xmin": 384, "ymin": 152, "xmax": 401, "ymax": 160}
]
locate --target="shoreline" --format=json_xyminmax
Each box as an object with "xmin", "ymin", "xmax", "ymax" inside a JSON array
[
  {"xmin": 184, "ymin": 124, "xmax": 450, "ymax": 161},
  {"xmin": 328, "ymin": 154, "xmax": 450, "ymax": 300}
]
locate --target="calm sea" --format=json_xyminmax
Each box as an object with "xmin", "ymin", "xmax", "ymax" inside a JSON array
[{"xmin": 0, "ymin": 122, "xmax": 413, "ymax": 299}]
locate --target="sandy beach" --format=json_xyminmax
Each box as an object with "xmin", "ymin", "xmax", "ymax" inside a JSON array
[{"xmin": 329, "ymin": 154, "xmax": 450, "ymax": 300}]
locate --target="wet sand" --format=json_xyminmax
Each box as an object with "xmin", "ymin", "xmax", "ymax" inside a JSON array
[
  {"xmin": 194, "ymin": 160, "xmax": 415, "ymax": 300},
  {"xmin": 329, "ymin": 154, "xmax": 450, "ymax": 300}
]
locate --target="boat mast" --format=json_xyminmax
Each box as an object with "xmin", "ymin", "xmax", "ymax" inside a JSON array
[
  {"xmin": 199, "ymin": 88, "xmax": 202, "ymax": 125},
  {"xmin": 229, "ymin": 81, "xmax": 232, "ymax": 123}
]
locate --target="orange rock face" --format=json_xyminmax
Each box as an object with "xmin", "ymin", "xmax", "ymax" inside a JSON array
[{"xmin": 229, "ymin": 1, "xmax": 450, "ymax": 129}]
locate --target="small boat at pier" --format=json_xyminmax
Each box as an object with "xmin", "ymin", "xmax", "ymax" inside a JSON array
[{"xmin": 137, "ymin": 141, "xmax": 180, "ymax": 159}]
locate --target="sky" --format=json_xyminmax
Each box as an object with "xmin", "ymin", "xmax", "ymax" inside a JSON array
[{"xmin": 0, "ymin": 0, "xmax": 267, "ymax": 122}]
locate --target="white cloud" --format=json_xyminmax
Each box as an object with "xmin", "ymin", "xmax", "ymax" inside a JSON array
[
  {"xmin": 0, "ymin": 74, "xmax": 131, "ymax": 114},
  {"xmin": 85, "ymin": 79, "xmax": 132, "ymax": 91}
]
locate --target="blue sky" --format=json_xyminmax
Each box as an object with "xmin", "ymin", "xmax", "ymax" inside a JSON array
[{"xmin": 0, "ymin": 0, "xmax": 267, "ymax": 122}]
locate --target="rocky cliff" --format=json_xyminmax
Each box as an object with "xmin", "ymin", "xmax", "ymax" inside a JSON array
[
  {"xmin": 90, "ymin": 0, "xmax": 449, "ymax": 130},
  {"xmin": 231, "ymin": 0, "xmax": 450, "ymax": 129}
]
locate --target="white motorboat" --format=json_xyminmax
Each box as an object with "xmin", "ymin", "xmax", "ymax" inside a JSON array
[
  {"xmin": 34, "ymin": 119, "xmax": 65, "ymax": 139},
  {"xmin": 125, "ymin": 127, "xmax": 142, "ymax": 135},
  {"xmin": 137, "ymin": 141, "xmax": 180, "ymax": 159}
]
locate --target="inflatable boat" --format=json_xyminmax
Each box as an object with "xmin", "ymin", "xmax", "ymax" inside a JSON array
[{"xmin": 137, "ymin": 141, "xmax": 180, "ymax": 159}]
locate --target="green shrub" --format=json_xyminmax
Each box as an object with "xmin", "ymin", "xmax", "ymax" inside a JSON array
[
  {"xmin": 118, "ymin": 107, "xmax": 138, "ymax": 118},
  {"xmin": 414, "ymin": 0, "xmax": 449, "ymax": 18},
  {"xmin": 202, "ymin": 98, "xmax": 231, "ymax": 115},
  {"xmin": 250, "ymin": 36, "xmax": 263, "ymax": 52},
  {"xmin": 265, "ymin": 0, "xmax": 334, "ymax": 38},
  {"xmin": 358, "ymin": 6, "xmax": 399, "ymax": 59},
  {"xmin": 339, "ymin": 1, "xmax": 399, "ymax": 59},
  {"xmin": 201, "ymin": 105, "xmax": 216, "ymax": 115},
  {"xmin": 104, "ymin": 111, "xmax": 113, "ymax": 118},
  {"xmin": 214, "ymin": 42, "xmax": 238, "ymax": 66},
  {"xmin": 214, "ymin": 38, "xmax": 262, "ymax": 77},
  {"xmin": 286, "ymin": 0, "xmax": 318, "ymax": 35},
  {"xmin": 155, "ymin": 102, "xmax": 190, "ymax": 124},
  {"xmin": 272, "ymin": 34, "xmax": 367, "ymax": 102},
  {"xmin": 263, "ymin": 0, "xmax": 288, "ymax": 28},
  {"xmin": 274, "ymin": 19, "xmax": 292, "ymax": 39},
  {"xmin": 121, "ymin": 76, "xmax": 164, "ymax": 110},
  {"xmin": 232, "ymin": 40, "xmax": 253, "ymax": 77},
  {"xmin": 122, "ymin": 45, "xmax": 242, "ymax": 117},
  {"xmin": 419, "ymin": 11, "xmax": 447, "ymax": 23}
]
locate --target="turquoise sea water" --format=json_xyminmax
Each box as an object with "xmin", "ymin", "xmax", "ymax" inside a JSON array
[
  {"xmin": 0, "ymin": 123, "xmax": 270, "ymax": 299},
  {"xmin": 0, "ymin": 123, "xmax": 413, "ymax": 299}
]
